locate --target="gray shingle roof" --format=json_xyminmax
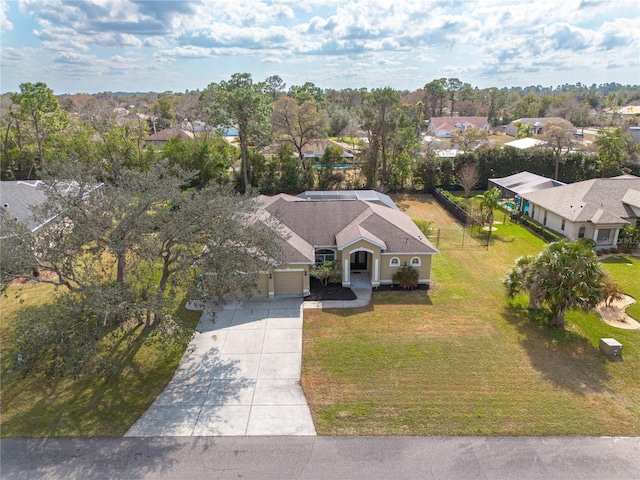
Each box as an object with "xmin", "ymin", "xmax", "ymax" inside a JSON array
[
  {"xmin": 259, "ymin": 192, "xmax": 438, "ymax": 264},
  {"xmin": 520, "ymin": 175, "xmax": 640, "ymax": 225},
  {"xmin": 0, "ymin": 180, "xmax": 50, "ymax": 231}
]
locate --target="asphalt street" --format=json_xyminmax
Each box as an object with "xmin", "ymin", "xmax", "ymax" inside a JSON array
[{"xmin": 2, "ymin": 436, "xmax": 639, "ymax": 480}]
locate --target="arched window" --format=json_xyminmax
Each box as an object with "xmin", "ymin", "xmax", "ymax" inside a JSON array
[
  {"xmin": 578, "ymin": 226, "xmax": 585, "ymax": 239},
  {"xmin": 410, "ymin": 257, "xmax": 421, "ymax": 267},
  {"xmin": 389, "ymin": 257, "xmax": 400, "ymax": 266},
  {"xmin": 315, "ymin": 249, "xmax": 336, "ymax": 264}
]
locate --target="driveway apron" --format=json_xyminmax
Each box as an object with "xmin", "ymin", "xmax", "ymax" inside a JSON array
[{"xmin": 125, "ymin": 297, "xmax": 316, "ymax": 437}]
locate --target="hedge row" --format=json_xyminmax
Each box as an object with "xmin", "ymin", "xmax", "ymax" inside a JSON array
[{"xmin": 519, "ymin": 215, "xmax": 566, "ymax": 243}]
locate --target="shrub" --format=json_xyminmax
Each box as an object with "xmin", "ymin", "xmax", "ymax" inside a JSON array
[
  {"xmin": 414, "ymin": 220, "xmax": 434, "ymax": 237},
  {"xmin": 392, "ymin": 266, "xmax": 419, "ymax": 289},
  {"xmin": 310, "ymin": 261, "xmax": 339, "ymax": 286}
]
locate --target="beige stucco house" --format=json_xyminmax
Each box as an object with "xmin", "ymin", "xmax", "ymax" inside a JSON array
[
  {"xmin": 519, "ymin": 175, "xmax": 640, "ymax": 249},
  {"xmin": 253, "ymin": 192, "xmax": 439, "ymax": 298}
]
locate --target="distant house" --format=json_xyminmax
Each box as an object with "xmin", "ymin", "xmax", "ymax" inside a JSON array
[
  {"xmin": 505, "ymin": 118, "xmax": 573, "ymax": 137},
  {"xmin": 427, "ymin": 117, "xmax": 490, "ymax": 138},
  {"xmin": 488, "ymin": 172, "xmax": 564, "ymax": 199},
  {"xmin": 300, "ymin": 139, "xmax": 354, "ymax": 163},
  {"xmin": 519, "ymin": 175, "xmax": 640, "ymax": 249},
  {"xmin": 247, "ymin": 192, "xmax": 439, "ymax": 297},
  {"xmin": 143, "ymin": 128, "xmax": 195, "ymax": 148}
]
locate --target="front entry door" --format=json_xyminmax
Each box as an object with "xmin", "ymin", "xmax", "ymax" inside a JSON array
[{"xmin": 351, "ymin": 251, "xmax": 368, "ymax": 271}]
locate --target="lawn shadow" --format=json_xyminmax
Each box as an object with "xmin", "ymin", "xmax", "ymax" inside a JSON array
[
  {"xmin": 502, "ymin": 303, "xmax": 611, "ymax": 395},
  {"xmin": 599, "ymin": 256, "xmax": 635, "ymax": 265},
  {"xmin": 372, "ymin": 290, "xmax": 434, "ymax": 306},
  {"xmin": 321, "ymin": 303, "xmax": 374, "ymax": 317}
]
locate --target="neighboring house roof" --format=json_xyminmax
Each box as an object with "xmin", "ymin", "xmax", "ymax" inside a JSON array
[
  {"xmin": 300, "ymin": 139, "xmax": 354, "ymax": 159},
  {"xmin": 0, "ymin": 180, "xmax": 103, "ymax": 236},
  {"xmin": 520, "ymin": 175, "xmax": 640, "ymax": 225},
  {"xmin": 257, "ymin": 192, "xmax": 438, "ymax": 264},
  {"xmin": 144, "ymin": 128, "xmax": 195, "ymax": 144},
  {"xmin": 505, "ymin": 117, "xmax": 573, "ymax": 136},
  {"xmin": 504, "ymin": 138, "xmax": 547, "ymax": 149},
  {"xmin": 1, "ymin": 180, "xmax": 50, "ymax": 232},
  {"xmin": 297, "ymin": 190, "xmax": 398, "ymax": 210},
  {"xmin": 489, "ymin": 171, "xmax": 565, "ymax": 196},
  {"xmin": 429, "ymin": 117, "xmax": 489, "ymax": 132}
]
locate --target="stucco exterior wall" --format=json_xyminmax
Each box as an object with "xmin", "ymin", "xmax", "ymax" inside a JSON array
[{"xmin": 380, "ymin": 254, "xmax": 433, "ymax": 284}]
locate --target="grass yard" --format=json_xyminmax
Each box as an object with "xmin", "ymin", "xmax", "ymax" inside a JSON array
[
  {"xmin": 302, "ymin": 194, "xmax": 640, "ymax": 436},
  {"xmin": 0, "ymin": 283, "xmax": 201, "ymax": 437}
]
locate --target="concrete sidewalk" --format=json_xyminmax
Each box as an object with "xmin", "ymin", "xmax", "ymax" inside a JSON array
[{"xmin": 125, "ymin": 297, "xmax": 316, "ymax": 437}]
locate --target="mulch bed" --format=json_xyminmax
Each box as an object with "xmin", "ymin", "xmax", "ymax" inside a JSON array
[{"xmin": 306, "ymin": 278, "xmax": 357, "ymax": 301}]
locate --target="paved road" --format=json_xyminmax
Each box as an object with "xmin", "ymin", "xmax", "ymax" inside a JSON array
[
  {"xmin": 125, "ymin": 297, "xmax": 315, "ymax": 436},
  {"xmin": 2, "ymin": 436, "xmax": 639, "ymax": 479}
]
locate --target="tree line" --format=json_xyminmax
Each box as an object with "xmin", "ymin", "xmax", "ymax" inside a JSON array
[{"xmin": 2, "ymin": 77, "xmax": 640, "ymax": 195}]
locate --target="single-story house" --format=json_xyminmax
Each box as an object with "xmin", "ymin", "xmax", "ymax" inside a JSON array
[
  {"xmin": 488, "ymin": 172, "xmax": 565, "ymax": 199},
  {"xmin": 503, "ymin": 138, "xmax": 547, "ymax": 150},
  {"xmin": 427, "ymin": 117, "xmax": 490, "ymax": 138},
  {"xmin": 252, "ymin": 192, "xmax": 439, "ymax": 297},
  {"xmin": 300, "ymin": 139, "xmax": 354, "ymax": 163},
  {"xmin": 1, "ymin": 180, "xmax": 103, "ymax": 238},
  {"xmin": 505, "ymin": 118, "xmax": 573, "ymax": 137},
  {"xmin": 143, "ymin": 127, "xmax": 195, "ymax": 147},
  {"xmin": 519, "ymin": 175, "xmax": 640, "ymax": 249}
]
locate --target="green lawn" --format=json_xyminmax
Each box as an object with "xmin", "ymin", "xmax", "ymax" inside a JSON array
[
  {"xmin": 302, "ymin": 196, "xmax": 640, "ymax": 436},
  {"xmin": 0, "ymin": 283, "xmax": 201, "ymax": 437}
]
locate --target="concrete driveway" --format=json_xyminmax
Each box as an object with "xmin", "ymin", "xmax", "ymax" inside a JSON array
[{"xmin": 125, "ymin": 297, "xmax": 316, "ymax": 437}]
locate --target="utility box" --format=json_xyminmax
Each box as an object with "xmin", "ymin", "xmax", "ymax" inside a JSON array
[{"xmin": 599, "ymin": 338, "xmax": 623, "ymax": 357}]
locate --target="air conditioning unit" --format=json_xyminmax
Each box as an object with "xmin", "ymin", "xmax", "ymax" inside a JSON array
[{"xmin": 599, "ymin": 338, "xmax": 622, "ymax": 357}]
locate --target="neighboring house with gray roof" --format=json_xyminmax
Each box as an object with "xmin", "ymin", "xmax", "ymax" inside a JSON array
[
  {"xmin": 488, "ymin": 172, "xmax": 564, "ymax": 199},
  {"xmin": 505, "ymin": 117, "xmax": 573, "ymax": 137},
  {"xmin": 519, "ymin": 175, "xmax": 640, "ymax": 249},
  {"xmin": 427, "ymin": 117, "xmax": 490, "ymax": 138},
  {"xmin": 1, "ymin": 180, "xmax": 103, "ymax": 239},
  {"xmin": 251, "ymin": 192, "xmax": 439, "ymax": 297},
  {"xmin": 1, "ymin": 180, "xmax": 53, "ymax": 236}
]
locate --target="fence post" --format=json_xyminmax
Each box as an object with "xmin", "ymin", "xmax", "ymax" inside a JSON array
[{"xmin": 437, "ymin": 228, "xmax": 441, "ymax": 247}]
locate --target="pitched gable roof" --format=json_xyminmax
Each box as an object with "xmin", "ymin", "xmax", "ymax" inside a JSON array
[
  {"xmin": 258, "ymin": 192, "xmax": 438, "ymax": 264},
  {"xmin": 429, "ymin": 117, "xmax": 489, "ymax": 130},
  {"xmin": 144, "ymin": 128, "xmax": 195, "ymax": 142},
  {"xmin": 520, "ymin": 175, "xmax": 640, "ymax": 224}
]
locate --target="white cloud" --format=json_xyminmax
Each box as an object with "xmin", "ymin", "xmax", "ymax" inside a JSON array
[{"xmin": 0, "ymin": 0, "xmax": 12, "ymax": 31}]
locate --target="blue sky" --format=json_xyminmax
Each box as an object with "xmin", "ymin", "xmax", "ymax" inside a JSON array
[{"xmin": 1, "ymin": 0, "xmax": 639, "ymax": 94}]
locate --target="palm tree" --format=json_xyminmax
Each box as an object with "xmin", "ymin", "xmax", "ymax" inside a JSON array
[
  {"xmin": 475, "ymin": 187, "xmax": 501, "ymax": 244},
  {"xmin": 503, "ymin": 254, "xmax": 541, "ymax": 309},
  {"xmin": 505, "ymin": 240, "xmax": 606, "ymax": 328},
  {"xmin": 515, "ymin": 121, "xmax": 535, "ymax": 139}
]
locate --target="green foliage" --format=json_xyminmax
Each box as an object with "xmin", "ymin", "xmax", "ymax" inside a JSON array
[
  {"xmin": 595, "ymin": 128, "xmax": 634, "ymax": 177},
  {"xmin": 392, "ymin": 265, "xmax": 419, "ymax": 289},
  {"xmin": 414, "ymin": 219, "xmax": 434, "ymax": 237},
  {"xmin": 519, "ymin": 215, "xmax": 566, "ymax": 243},
  {"xmin": 9, "ymin": 82, "xmax": 69, "ymax": 176},
  {"xmin": 504, "ymin": 239, "xmax": 607, "ymax": 328},
  {"xmin": 316, "ymin": 144, "xmax": 344, "ymax": 190},
  {"xmin": 310, "ymin": 260, "xmax": 338, "ymax": 286},
  {"xmin": 203, "ymin": 73, "xmax": 272, "ymax": 192}
]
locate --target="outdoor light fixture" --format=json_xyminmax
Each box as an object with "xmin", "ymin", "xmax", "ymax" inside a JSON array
[
  {"xmin": 269, "ymin": 273, "xmax": 272, "ymax": 279},
  {"xmin": 404, "ymin": 261, "xmax": 407, "ymax": 267},
  {"xmin": 304, "ymin": 271, "xmax": 307, "ymax": 276}
]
